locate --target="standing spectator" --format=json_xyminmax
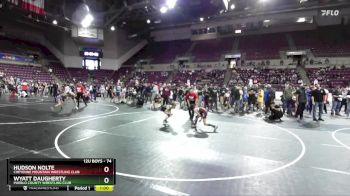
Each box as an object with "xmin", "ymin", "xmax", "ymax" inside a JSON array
[
  {"xmin": 144, "ymin": 84, "xmax": 152, "ymax": 103},
  {"xmin": 283, "ymin": 83, "xmax": 294, "ymax": 116},
  {"xmin": 311, "ymin": 84, "xmax": 326, "ymax": 121},
  {"xmin": 230, "ymin": 86, "xmax": 241, "ymax": 112},
  {"xmin": 264, "ymin": 85, "xmax": 275, "ymax": 114},
  {"xmin": 92, "ymin": 84, "xmax": 97, "ymax": 102},
  {"xmin": 257, "ymin": 86, "xmax": 264, "ymax": 112},
  {"xmin": 295, "ymin": 84, "xmax": 307, "ymax": 121},
  {"xmin": 202, "ymin": 88, "xmax": 209, "ymax": 110},
  {"xmin": 323, "ymin": 88, "xmax": 329, "ymax": 114},
  {"xmin": 89, "ymin": 84, "xmax": 93, "ymax": 101},
  {"xmin": 339, "ymin": 87, "xmax": 348, "ymax": 113},
  {"xmin": 331, "ymin": 86, "xmax": 342, "ymax": 116},
  {"xmin": 210, "ymin": 86, "xmax": 219, "ymax": 111},
  {"xmin": 178, "ymin": 87, "xmax": 185, "ymax": 109},
  {"xmin": 162, "ymin": 84, "xmax": 171, "ymax": 105},
  {"xmin": 306, "ymin": 86, "xmax": 313, "ymax": 114},
  {"xmin": 76, "ymin": 82, "xmax": 87, "ymax": 108},
  {"xmin": 219, "ymin": 86, "xmax": 226, "ymax": 109},
  {"xmin": 53, "ymin": 83, "xmax": 58, "ymax": 103},
  {"xmin": 346, "ymin": 86, "xmax": 350, "ymax": 117},
  {"xmin": 100, "ymin": 84, "xmax": 106, "ymax": 99}
]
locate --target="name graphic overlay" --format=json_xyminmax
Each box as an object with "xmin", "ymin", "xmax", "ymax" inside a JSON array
[{"xmin": 7, "ymin": 158, "xmax": 115, "ymax": 192}]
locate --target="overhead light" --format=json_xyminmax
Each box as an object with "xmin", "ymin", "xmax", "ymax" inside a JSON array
[
  {"xmin": 52, "ymin": 20, "xmax": 57, "ymax": 25},
  {"xmin": 230, "ymin": 4, "xmax": 235, "ymax": 10},
  {"xmin": 81, "ymin": 13, "xmax": 93, "ymax": 28},
  {"xmin": 207, "ymin": 27, "xmax": 210, "ymax": 31},
  {"xmin": 235, "ymin": 29, "xmax": 242, "ymax": 34},
  {"xmin": 259, "ymin": 0, "xmax": 267, "ymax": 2},
  {"xmin": 160, "ymin": 6, "xmax": 168, "ymax": 13},
  {"xmin": 110, "ymin": 26, "xmax": 115, "ymax": 31},
  {"xmin": 297, "ymin": 17, "xmax": 306, "ymax": 23},
  {"xmin": 166, "ymin": 0, "xmax": 177, "ymax": 9},
  {"xmin": 200, "ymin": 17, "xmax": 204, "ymax": 22},
  {"xmin": 223, "ymin": 0, "xmax": 229, "ymax": 10},
  {"xmin": 128, "ymin": 34, "xmax": 138, "ymax": 38},
  {"xmin": 263, "ymin": 19, "xmax": 270, "ymax": 23},
  {"xmin": 147, "ymin": 19, "xmax": 151, "ymax": 24}
]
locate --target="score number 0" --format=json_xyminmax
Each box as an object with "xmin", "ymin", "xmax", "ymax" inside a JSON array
[{"xmin": 104, "ymin": 166, "xmax": 110, "ymax": 184}]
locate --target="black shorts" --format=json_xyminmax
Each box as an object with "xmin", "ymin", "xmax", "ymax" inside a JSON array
[
  {"xmin": 161, "ymin": 105, "xmax": 167, "ymax": 112},
  {"xmin": 188, "ymin": 101, "xmax": 195, "ymax": 108}
]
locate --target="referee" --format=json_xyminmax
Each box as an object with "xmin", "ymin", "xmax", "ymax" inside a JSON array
[{"xmin": 185, "ymin": 88, "xmax": 198, "ymax": 125}]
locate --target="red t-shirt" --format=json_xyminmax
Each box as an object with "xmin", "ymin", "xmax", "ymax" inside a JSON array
[
  {"xmin": 21, "ymin": 83, "xmax": 28, "ymax": 91},
  {"xmin": 162, "ymin": 87, "xmax": 170, "ymax": 97},
  {"xmin": 186, "ymin": 92, "xmax": 198, "ymax": 102},
  {"xmin": 76, "ymin": 84, "xmax": 84, "ymax": 93}
]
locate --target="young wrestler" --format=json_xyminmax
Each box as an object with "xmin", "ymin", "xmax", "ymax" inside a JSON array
[
  {"xmin": 161, "ymin": 104, "xmax": 173, "ymax": 125},
  {"xmin": 64, "ymin": 84, "xmax": 78, "ymax": 110},
  {"xmin": 51, "ymin": 90, "xmax": 65, "ymax": 112},
  {"xmin": 268, "ymin": 102, "xmax": 283, "ymax": 122},
  {"xmin": 193, "ymin": 107, "xmax": 218, "ymax": 132},
  {"xmin": 152, "ymin": 94, "xmax": 162, "ymax": 110}
]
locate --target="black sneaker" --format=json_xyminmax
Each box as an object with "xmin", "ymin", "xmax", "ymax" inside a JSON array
[
  {"xmin": 313, "ymin": 118, "xmax": 318, "ymax": 121},
  {"xmin": 318, "ymin": 118, "xmax": 324, "ymax": 121}
]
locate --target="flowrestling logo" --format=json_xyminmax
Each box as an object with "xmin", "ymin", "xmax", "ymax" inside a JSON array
[{"xmin": 321, "ymin": 10, "xmax": 340, "ymax": 16}]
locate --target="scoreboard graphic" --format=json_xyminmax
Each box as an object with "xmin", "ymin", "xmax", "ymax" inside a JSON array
[{"xmin": 7, "ymin": 158, "xmax": 116, "ymax": 192}]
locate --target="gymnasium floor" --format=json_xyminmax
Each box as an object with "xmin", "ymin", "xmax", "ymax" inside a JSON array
[{"xmin": 0, "ymin": 96, "xmax": 350, "ymax": 196}]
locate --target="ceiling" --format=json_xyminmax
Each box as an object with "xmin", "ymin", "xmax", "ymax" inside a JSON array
[{"xmin": 1, "ymin": 0, "xmax": 350, "ymax": 34}]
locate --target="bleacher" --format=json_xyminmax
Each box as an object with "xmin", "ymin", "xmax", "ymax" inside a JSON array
[
  {"xmin": 90, "ymin": 69, "xmax": 114, "ymax": 84},
  {"xmin": 306, "ymin": 67, "xmax": 350, "ymax": 88},
  {"xmin": 124, "ymin": 40, "xmax": 191, "ymax": 65},
  {"xmin": 0, "ymin": 64, "xmax": 53, "ymax": 83},
  {"xmin": 48, "ymin": 63, "xmax": 70, "ymax": 82},
  {"xmin": 232, "ymin": 68, "xmax": 299, "ymax": 90},
  {"xmin": 291, "ymin": 30, "xmax": 350, "ymax": 57},
  {"xmin": 239, "ymin": 33, "xmax": 289, "ymax": 60},
  {"xmin": 192, "ymin": 38, "xmax": 234, "ymax": 62},
  {"xmin": 67, "ymin": 68, "xmax": 88, "ymax": 82},
  {"xmin": 0, "ymin": 36, "xmax": 58, "ymax": 60}
]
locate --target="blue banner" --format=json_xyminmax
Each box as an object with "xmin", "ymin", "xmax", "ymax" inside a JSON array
[{"xmin": 0, "ymin": 53, "xmax": 34, "ymax": 63}]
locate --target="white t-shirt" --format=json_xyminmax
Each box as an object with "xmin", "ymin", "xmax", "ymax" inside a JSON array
[
  {"xmin": 100, "ymin": 85, "xmax": 105, "ymax": 93},
  {"xmin": 64, "ymin": 86, "xmax": 72, "ymax": 94}
]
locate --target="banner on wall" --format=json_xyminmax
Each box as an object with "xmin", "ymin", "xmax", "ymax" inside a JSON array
[
  {"xmin": 21, "ymin": 0, "xmax": 45, "ymax": 15},
  {"xmin": 0, "ymin": 53, "xmax": 34, "ymax": 63},
  {"xmin": 317, "ymin": 8, "xmax": 342, "ymax": 26}
]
